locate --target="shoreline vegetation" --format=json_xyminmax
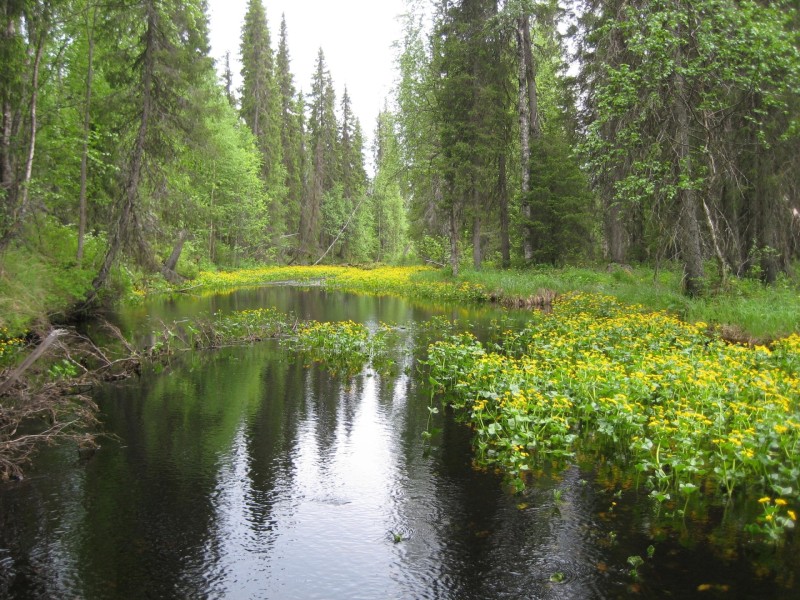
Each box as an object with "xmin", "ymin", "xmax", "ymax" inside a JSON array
[
  {"xmin": 1, "ymin": 264, "xmax": 799, "ymax": 542},
  {"xmin": 152, "ymin": 263, "xmax": 798, "ymax": 342}
]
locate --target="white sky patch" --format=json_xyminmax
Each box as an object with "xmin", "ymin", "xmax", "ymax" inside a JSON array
[{"xmin": 207, "ymin": 0, "xmax": 407, "ymax": 149}]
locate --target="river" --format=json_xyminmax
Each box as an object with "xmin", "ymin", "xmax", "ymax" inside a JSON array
[{"xmin": 0, "ymin": 286, "xmax": 797, "ymax": 598}]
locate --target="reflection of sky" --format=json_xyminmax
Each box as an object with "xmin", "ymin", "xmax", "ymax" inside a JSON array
[
  {"xmin": 205, "ymin": 369, "xmax": 409, "ymax": 599},
  {"xmin": 6, "ymin": 288, "xmax": 792, "ymax": 598},
  {"xmin": 198, "ymin": 338, "xmax": 606, "ymax": 599}
]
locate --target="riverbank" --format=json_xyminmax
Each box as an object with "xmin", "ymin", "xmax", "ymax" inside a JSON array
[
  {"xmin": 152, "ymin": 264, "xmax": 799, "ymax": 341},
  {"xmin": 2, "ymin": 264, "xmax": 799, "ymax": 543},
  {"xmin": 2, "ymin": 260, "xmax": 797, "ymax": 341}
]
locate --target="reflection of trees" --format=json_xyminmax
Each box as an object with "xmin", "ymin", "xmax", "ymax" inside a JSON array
[
  {"xmin": 0, "ymin": 288, "xmax": 631, "ymax": 598},
  {"xmin": 241, "ymin": 353, "xmax": 304, "ymax": 532},
  {"xmin": 61, "ymin": 346, "xmax": 272, "ymax": 597}
]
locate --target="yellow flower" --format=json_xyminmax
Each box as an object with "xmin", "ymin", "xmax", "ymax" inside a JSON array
[
  {"xmin": 775, "ymin": 499, "xmax": 788, "ymax": 506},
  {"xmin": 788, "ymin": 510, "xmax": 797, "ymax": 521},
  {"xmin": 758, "ymin": 497, "xmax": 772, "ymax": 504}
]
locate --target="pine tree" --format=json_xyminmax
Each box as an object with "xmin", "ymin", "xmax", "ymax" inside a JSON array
[
  {"xmin": 432, "ymin": 0, "xmax": 513, "ymax": 273},
  {"xmin": 222, "ymin": 51, "xmax": 235, "ymax": 107},
  {"xmin": 85, "ymin": 0, "xmax": 216, "ymax": 302},
  {"xmin": 333, "ymin": 88, "xmax": 369, "ymax": 260},
  {"xmin": 395, "ymin": 4, "xmax": 447, "ymax": 263}
]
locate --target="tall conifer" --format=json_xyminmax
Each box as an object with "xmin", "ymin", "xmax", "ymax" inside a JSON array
[{"xmin": 239, "ymin": 0, "xmax": 286, "ymax": 237}]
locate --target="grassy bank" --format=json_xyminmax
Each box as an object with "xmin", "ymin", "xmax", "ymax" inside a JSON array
[
  {"xmin": 160, "ymin": 264, "xmax": 799, "ymax": 341},
  {"xmin": 2, "ymin": 256, "xmax": 794, "ymax": 341},
  {"xmin": 418, "ymin": 264, "xmax": 800, "ymax": 341}
]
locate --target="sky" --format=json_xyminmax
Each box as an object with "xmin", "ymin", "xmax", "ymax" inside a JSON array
[{"xmin": 206, "ymin": 0, "xmax": 408, "ymax": 148}]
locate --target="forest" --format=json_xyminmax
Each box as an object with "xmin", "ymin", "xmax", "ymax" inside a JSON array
[
  {"xmin": 0, "ymin": 0, "xmax": 798, "ymax": 331},
  {"xmin": 3, "ymin": 3, "xmax": 800, "ymax": 588}
]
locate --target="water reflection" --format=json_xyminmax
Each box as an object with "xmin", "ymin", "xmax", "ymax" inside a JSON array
[{"xmin": 1, "ymin": 288, "xmax": 798, "ymax": 599}]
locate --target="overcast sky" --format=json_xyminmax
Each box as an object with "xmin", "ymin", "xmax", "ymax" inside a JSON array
[{"xmin": 206, "ymin": 0, "xmax": 407, "ymax": 146}]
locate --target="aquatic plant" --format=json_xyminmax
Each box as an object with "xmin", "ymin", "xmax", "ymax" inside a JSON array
[
  {"xmin": 161, "ymin": 265, "xmax": 492, "ymax": 307},
  {"xmin": 293, "ymin": 320, "xmax": 371, "ymax": 376},
  {"xmin": 745, "ymin": 497, "xmax": 797, "ymax": 544},
  {"xmin": 424, "ymin": 293, "xmax": 800, "ymax": 537},
  {"xmin": 146, "ymin": 308, "xmax": 293, "ymax": 357},
  {"xmin": 291, "ymin": 320, "xmax": 400, "ymax": 377},
  {"xmin": 627, "ymin": 555, "xmax": 644, "ymax": 579}
]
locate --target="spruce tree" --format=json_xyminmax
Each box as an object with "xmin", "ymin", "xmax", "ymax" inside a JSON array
[
  {"xmin": 85, "ymin": 0, "xmax": 217, "ymax": 302},
  {"xmin": 275, "ymin": 15, "xmax": 304, "ymax": 244},
  {"xmin": 372, "ymin": 109, "xmax": 408, "ymax": 263},
  {"xmin": 300, "ymin": 49, "xmax": 338, "ymax": 260},
  {"xmin": 432, "ymin": 0, "xmax": 513, "ymax": 272},
  {"xmin": 239, "ymin": 0, "xmax": 286, "ymax": 238}
]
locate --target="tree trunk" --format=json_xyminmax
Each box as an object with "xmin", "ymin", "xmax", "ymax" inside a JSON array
[
  {"xmin": 84, "ymin": 0, "xmax": 156, "ymax": 306},
  {"xmin": 77, "ymin": 8, "xmax": 97, "ymax": 264},
  {"xmin": 163, "ymin": 229, "xmax": 188, "ymax": 273},
  {"xmin": 603, "ymin": 170, "xmax": 627, "ymax": 263},
  {"xmin": 161, "ymin": 229, "xmax": 188, "ymax": 284},
  {"xmin": 522, "ymin": 19, "xmax": 539, "ymax": 140},
  {"xmin": 516, "ymin": 16, "xmax": 532, "ymax": 261},
  {"xmin": 674, "ymin": 42, "xmax": 704, "ymax": 296},
  {"xmin": 472, "ymin": 188, "xmax": 482, "ymax": 270},
  {"xmin": 750, "ymin": 94, "xmax": 783, "ymax": 284},
  {"xmin": 449, "ymin": 202, "xmax": 459, "ymax": 277},
  {"xmin": 0, "ymin": 14, "xmax": 15, "ymax": 199},
  {"xmin": 517, "ymin": 14, "xmax": 539, "ymax": 262},
  {"xmin": 0, "ymin": 28, "xmax": 44, "ymax": 251},
  {"xmin": 18, "ymin": 37, "xmax": 43, "ymax": 225},
  {"xmin": 498, "ymin": 152, "xmax": 510, "ymax": 268},
  {"xmin": 755, "ymin": 148, "xmax": 781, "ymax": 284},
  {"xmin": 209, "ymin": 161, "xmax": 216, "ymax": 262}
]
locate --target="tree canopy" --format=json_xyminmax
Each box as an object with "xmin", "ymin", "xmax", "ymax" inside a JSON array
[{"xmin": 0, "ymin": 0, "xmax": 797, "ymax": 309}]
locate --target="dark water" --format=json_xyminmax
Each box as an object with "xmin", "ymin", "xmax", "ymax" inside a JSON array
[{"xmin": 0, "ymin": 288, "xmax": 798, "ymax": 599}]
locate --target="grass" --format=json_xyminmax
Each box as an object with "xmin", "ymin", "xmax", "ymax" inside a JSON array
[
  {"xmin": 0, "ymin": 219, "xmax": 110, "ymax": 336},
  {"xmin": 2, "ymin": 245, "xmax": 796, "ymax": 342},
  {"xmin": 153, "ymin": 262, "xmax": 800, "ymax": 340},
  {"xmin": 0, "ymin": 247, "xmax": 99, "ymax": 335},
  {"xmin": 418, "ymin": 264, "xmax": 800, "ymax": 341}
]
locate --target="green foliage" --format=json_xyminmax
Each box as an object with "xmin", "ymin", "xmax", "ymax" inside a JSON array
[
  {"xmin": 579, "ymin": 0, "xmax": 800, "ymax": 283},
  {"xmin": 371, "ymin": 110, "xmax": 409, "ymax": 263},
  {"xmin": 0, "ymin": 218, "xmax": 105, "ymax": 333},
  {"xmin": 48, "ymin": 359, "xmax": 79, "ymax": 380},
  {"xmin": 275, "ymin": 16, "xmax": 305, "ymax": 240},
  {"xmin": 525, "ymin": 134, "xmax": 594, "ymax": 265},
  {"xmin": 239, "ymin": 0, "xmax": 287, "ymax": 237},
  {"xmin": 424, "ymin": 292, "xmax": 800, "ymax": 538}
]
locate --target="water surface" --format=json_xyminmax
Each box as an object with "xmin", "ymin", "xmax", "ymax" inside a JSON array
[{"xmin": 0, "ymin": 287, "xmax": 797, "ymax": 599}]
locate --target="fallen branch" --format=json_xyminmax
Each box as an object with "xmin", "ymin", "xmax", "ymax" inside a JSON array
[
  {"xmin": 423, "ymin": 258, "xmax": 447, "ymax": 268},
  {"xmin": 0, "ymin": 329, "xmax": 66, "ymax": 396}
]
